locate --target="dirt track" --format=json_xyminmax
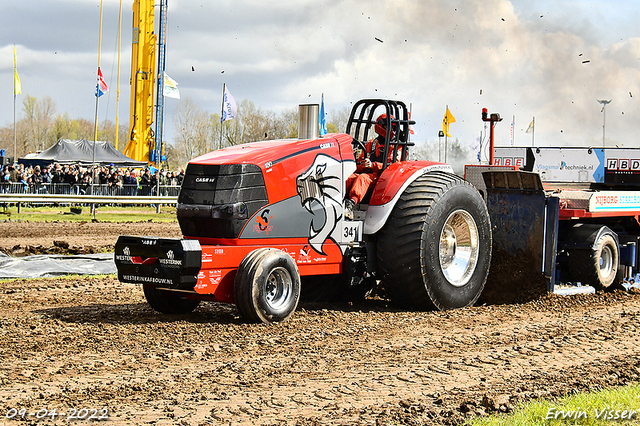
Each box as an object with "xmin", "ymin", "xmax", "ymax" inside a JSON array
[
  {"xmin": 1, "ymin": 221, "xmax": 640, "ymax": 425},
  {"xmin": 0, "ymin": 221, "xmax": 181, "ymax": 256}
]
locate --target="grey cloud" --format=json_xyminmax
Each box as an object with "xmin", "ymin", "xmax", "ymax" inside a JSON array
[{"xmin": 1, "ymin": 0, "xmax": 639, "ymax": 151}]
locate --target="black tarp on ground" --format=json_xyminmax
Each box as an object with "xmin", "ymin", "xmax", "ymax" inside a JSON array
[{"xmin": 19, "ymin": 139, "xmax": 147, "ymax": 168}]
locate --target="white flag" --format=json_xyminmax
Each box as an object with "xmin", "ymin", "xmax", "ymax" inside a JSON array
[
  {"xmin": 163, "ymin": 73, "xmax": 180, "ymax": 99},
  {"xmin": 472, "ymin": 136, "xmax": 481, "ymax": 162},
  {"xmin": 222, "ymin": 86, "xmax": 237, "ymax": 122}
]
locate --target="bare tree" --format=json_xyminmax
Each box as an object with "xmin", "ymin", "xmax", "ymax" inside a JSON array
[
  {"xmin": 168, "ymin": 98, "xmax": 319, "ymax": 167},
  {"xmin": 21, "ymin": 95, "xmax": 37, "ymax": 153},
  {"xmin": 50, "ymin": 114, "xmax": 94, "ymax": 143},
  {"xmin": 239, "ymin": 100, "xmax": 269, "ymax": 143},
  {"xmin": 0, "ymin": 126, "xmax": 14, "ymax": 156},
  {"xmin": 0, "ymin": 118, "xmax": 29, "ymax": 158},
  {"xmin": 328, "ymin": 106, "xmax": 352, "ymax": 134},
  {"xmin": 97, "ymin": 119, "xmax": 118, "ymax": 144},
  {"xmin": 277, "ymin": 107, "xmax": 298, "ymax": 139},
  {"xmin": 0, "ymin": 94, "xmax": 126, "ymax": 159},
  {"xmin": 22, "ymin": 95, "xmax": 57, "ymax": 151},
  {"xmin": 412, "ymin": 138, "xmax": 475, "ymax": 176},
  {"xmin": 170, "ymin": 97, "xmax": 211, "ymax": 166},
  {"xmin": 221, "ymin": 114, "xmax": 242, "ymax": 147}
]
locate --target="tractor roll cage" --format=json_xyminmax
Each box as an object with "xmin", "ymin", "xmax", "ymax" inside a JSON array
[{"xmin": 346, "ymin": 99, "xmax": 415, "ymax": 171}]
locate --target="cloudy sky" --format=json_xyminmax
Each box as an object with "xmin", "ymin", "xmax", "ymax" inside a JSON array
[{"xmin": 1, "ymin": 0, "xmax": 639, "ymax": 160}]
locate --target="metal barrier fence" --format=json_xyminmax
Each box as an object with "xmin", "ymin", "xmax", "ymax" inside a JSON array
[
  {"xmin": 0, "ymin": 183, "xmax": 179, "ymax": 215},
  {"xmin": 0, "ymin": 182, "xmax": 180, "ymax": 197}
]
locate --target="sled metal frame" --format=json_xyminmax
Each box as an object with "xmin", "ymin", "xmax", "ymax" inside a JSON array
[{"xmin": 483, "ymin": 170, "xmax": 561, "ymax": 292}]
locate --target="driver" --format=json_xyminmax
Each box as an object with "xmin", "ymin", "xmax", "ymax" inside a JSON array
[{"xmin": 345, "ymin": 114, "xmax": 400, "ymax": 218}]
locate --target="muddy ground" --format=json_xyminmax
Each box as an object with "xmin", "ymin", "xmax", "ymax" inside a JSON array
[
  {"xmin": 0, "ymin": 221, "xmax": 639, "ymax": 425},
  {"xmin": 0, "ymin": 220, "xmax": 182, "ymax": 256}
]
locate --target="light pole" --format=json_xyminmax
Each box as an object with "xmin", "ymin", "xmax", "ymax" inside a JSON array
[{"xmin": 597, "ymin": 99, "xmax": 611, "ymax": 148}]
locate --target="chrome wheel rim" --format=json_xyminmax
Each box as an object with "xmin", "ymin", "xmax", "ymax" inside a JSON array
[
  {"xmin": 599, "ymin": 245, "xmax": 614, "ymax": 278},
  {"xmin": 264, "ymin": 267, "xmax": 293, "ymax": 310},
  {"xmin": 439, "ymin": 210, "xmax": 480, "ymax": 287}
]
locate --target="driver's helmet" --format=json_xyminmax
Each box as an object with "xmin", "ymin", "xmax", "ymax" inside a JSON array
[{"xmin": 374, "ymin": 114, "xmax": 397, "ymax": 139}]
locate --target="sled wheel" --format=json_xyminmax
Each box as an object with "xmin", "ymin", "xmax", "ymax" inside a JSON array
[
  {"xmin": 377, "ymin": 172, "xmax": 492, "ymax": 310},
  {"xmin": 143, "ymin": 285, "xmax": 201, "ymax": 314},
  {"xmin": 568, "ymin": 228, "xmax": 620, "ymax": 290},
  {"xmin": 234, "ymin": 248, "xmax": 301, "ymax": 323}
]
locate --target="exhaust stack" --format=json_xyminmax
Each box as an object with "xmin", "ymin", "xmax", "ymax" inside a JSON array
[{"xmin": 298, "ymin": 104, "xmax": 319, "ymax": 140}]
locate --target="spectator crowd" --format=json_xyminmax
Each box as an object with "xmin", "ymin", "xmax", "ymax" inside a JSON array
[{"xmin": 0, "ymin": 162, "xmax": 185, "ymax": 196}]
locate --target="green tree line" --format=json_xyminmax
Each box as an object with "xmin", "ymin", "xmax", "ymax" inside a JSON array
[
  {"xmin": 0, "ymin": 95, "xmax": 127, "ymax": 160},
  {"xmin": 0, "ymin": 94, "xmax": 473, "ymax": 171},
  {"xmin": 0, "ymin": 95, "xmax": 351, "ymax": 169}
]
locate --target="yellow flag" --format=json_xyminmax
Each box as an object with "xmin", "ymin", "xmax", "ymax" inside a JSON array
[
  {"xmin": 526, "ymin": 118, "xmax": 534, "ymax": 134},
  {"xmin": 443, "ymin": 106, "xmax": 455, "ymax": 137},
  {"xmin": 13, "ymin": 45, "xmax": 21, "ymax": 95}
]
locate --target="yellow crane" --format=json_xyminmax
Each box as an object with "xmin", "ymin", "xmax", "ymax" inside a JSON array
[{"xmin": 124, "ymin": 0, "xmax": 166, "ymax": 164}]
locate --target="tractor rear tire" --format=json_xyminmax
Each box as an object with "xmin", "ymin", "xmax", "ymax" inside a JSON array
[
  {"xmin": 377, "ymin": 172, "xmax": 492, "ymax": 310},
  {"xmin": 234, "ymin": 248, "xmax": 301, "ymax": 323},
  {"xmin": 567, "ymin": 227, "xmax": 620, "ymax": 290},
  {"xmin": 143, "ymin": 285, "xmax": 201, "ymax": 314}
]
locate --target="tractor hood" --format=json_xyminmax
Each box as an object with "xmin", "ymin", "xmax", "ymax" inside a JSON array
[
  {"xmin": 178, "ymin": 133, "xmax": 355, "ymax": 242},
  {"xmin": 188, "ymin": 136, "xmax": 349, "ymax": 169}
]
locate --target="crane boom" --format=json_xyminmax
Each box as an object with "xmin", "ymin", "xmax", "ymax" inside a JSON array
[{"xmin": 124, "ymin": 0, "xmax": 156, "ymax": 163}]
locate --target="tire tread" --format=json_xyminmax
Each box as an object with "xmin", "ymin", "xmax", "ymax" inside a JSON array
[{"xmin": 377, "ymin": 172, "xmax": 490, "ymax": 310}]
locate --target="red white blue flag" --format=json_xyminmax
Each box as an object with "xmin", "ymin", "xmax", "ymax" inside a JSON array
[{"xmin": 96, "ymin": 67, "xmax": 108, "ymax": 97}]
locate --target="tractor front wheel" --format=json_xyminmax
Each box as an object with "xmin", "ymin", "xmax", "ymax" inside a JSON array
[{"xmin": 234, "ymin": 248, "xmax": 301, "ymax": 323}]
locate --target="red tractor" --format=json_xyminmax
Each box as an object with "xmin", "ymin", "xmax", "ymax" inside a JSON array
[{"xmin": 115, "ymin": 99, "xmax": 492, "ymax": 323}]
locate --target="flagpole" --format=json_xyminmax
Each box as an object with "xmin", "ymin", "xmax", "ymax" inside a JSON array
[
  {"xmin": 13, "ymin": 44, "xmax": 18, "ymax": 163},
  {"xmin": 114, "ymin": 0, "xmax": 123, "ymax": 150},
  {"xmin": 94, "ymin": 0, "xmax": 104, "ymax": 145},
  {"xmin": 154, "ymin": 0, "xmax": 168, "ymax": 172},
  {"xmin": 511, "ymin": 115, "xmax": 515, "ymax": 146},
  {"xmin": 220, "ymin": 83, "xmax": 226, "ymax": 150},
  {"xmin": 13, "ymin": 92, "xmax": 16, "ymax": 163},
  {"xmin": 13, "ymin": 67, "xmax": 16, "ymax": 163},
  {"xmin": 92, "ymin": 0, "xmax": 105, "ymax": 198},
  {"xmin": 444, "ymin": 105, "xmax": 448, "ymax": 163},
  {"xmin": 319, "ymin": 93, "xmax": 324, "ymax": 136},
  {"xmin": 532, "ymin": 117, "xmax": 535, "ymax": 147}
]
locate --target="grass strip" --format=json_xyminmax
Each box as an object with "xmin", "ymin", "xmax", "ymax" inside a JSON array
[{"xmin": 469, "ymin": 383, "xmax": 640, "ymax": 425}]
